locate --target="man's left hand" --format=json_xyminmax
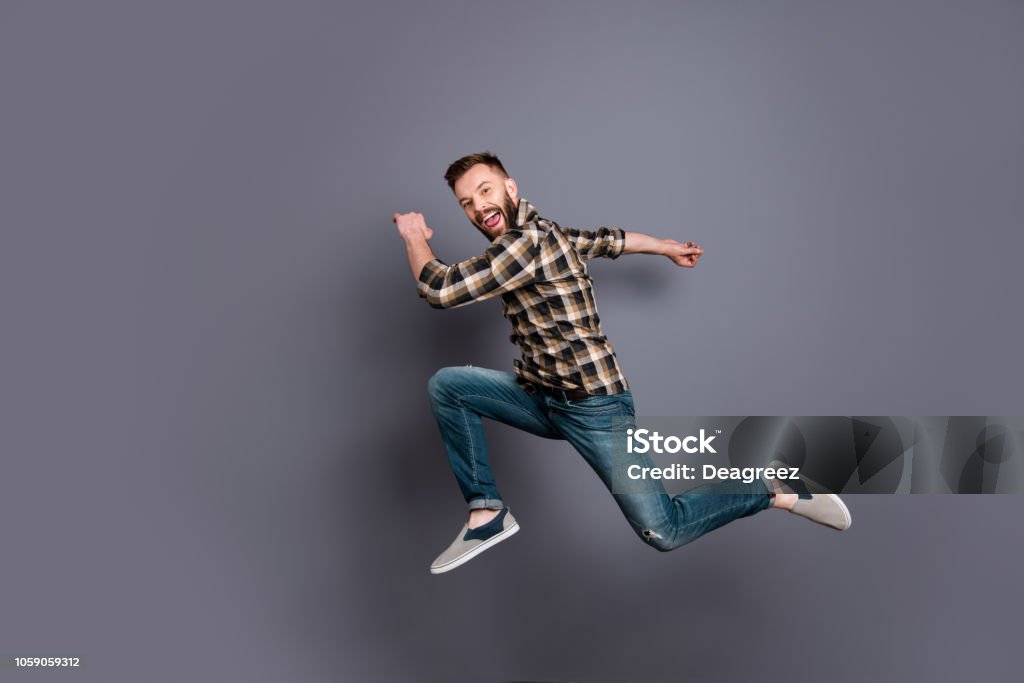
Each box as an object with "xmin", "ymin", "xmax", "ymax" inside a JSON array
[{"xmin": 663, "ymin": 240, "xmax": 704, "ymax": 268}]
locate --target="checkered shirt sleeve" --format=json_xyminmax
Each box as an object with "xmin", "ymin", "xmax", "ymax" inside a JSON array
[
  {"xmin": 560, "ymin": 226, "xmax": 626, "ymax": 260},
  {"xmin": 416, "ymin": 230, "xmax": 541, "ymax": 309}
]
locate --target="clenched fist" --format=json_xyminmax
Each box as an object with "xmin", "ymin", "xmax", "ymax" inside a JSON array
[
  {"xmin": 392, "ymin": 211, "xmax": 434, "ymax": 241},
  {"xmin": 662, "ymin": 240, "xmax": 704, "ymax": 268}
]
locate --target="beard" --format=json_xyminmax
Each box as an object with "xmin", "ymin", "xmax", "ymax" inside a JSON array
[{"xmin": 472, "ymin": 191, "xmax": 519, "ymax": 239}]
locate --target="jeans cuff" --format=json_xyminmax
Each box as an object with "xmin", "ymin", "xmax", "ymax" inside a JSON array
[
  {"xmin": 468, "ymin": 497, "xmax": 505, "ymax": 511},
  {"xmin": 754, "ymin": 478, "xmax": 772, "ymax": 496}
]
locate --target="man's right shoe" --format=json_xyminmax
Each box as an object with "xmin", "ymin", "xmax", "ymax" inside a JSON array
[
  {"xmin": 765, "ymin": 460, "xmax": 852, "ymax": 531},
  {"xmin": 429, "ymin": 507, "xmax": 519, "ymax": 575}
]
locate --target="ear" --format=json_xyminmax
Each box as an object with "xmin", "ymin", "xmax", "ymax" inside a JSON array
[{"xmin": 504, "ymin": 176, "xmax": 518, "ymax": 202}]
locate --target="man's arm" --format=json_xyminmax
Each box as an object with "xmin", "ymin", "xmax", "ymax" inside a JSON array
[
  {"xmin": 393, "ymin": 211, "xmax": 436, "ymax": 278},
  {"xmin": 393, "ymin": 211, "xmax": 539, "ymax": 309},
  {"xmin": 623, "ymin": 231, "xmax": 704, "ymax": 268},
  {"xmin": 561, "ymin": 225, "xmax": 704, "ymax": 268}
]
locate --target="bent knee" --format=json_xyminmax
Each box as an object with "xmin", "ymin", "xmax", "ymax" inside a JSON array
[
  {"xmin": 427, "ymin": 366, "xmax": 476, "ymax": 401},
  {"xmin": 637, "ymin": 526, "xmax": 677, "ymax": 552}
]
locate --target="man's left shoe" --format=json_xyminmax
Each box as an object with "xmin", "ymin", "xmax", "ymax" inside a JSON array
[
  {"xmin": 765, "ymin": 460, "xmax": 852, "ymax": 531},
  {"xmin": 429, "ymin": 507, "xmax": 520, "ymax": 575}
]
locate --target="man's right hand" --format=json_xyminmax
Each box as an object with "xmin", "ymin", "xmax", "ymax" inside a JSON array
[{"xmin": 392, "ymin": 211, "xmax": 434, "ymax": 241}]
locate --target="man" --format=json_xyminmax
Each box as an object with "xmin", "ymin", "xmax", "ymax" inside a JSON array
[{"xmin": 393, "ymin": 152, "xmax": 851, "ymax": 575}]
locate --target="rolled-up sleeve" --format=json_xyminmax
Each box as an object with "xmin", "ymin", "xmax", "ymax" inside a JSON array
[
  {"xmin": 560, "ymin": 226, "xmax": 626, "ymax": 260},
  {"xmin": 416, "ymin": 230, "xmax": 540, "ymax": 309}
]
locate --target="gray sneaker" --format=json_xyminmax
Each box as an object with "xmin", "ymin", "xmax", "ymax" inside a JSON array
[
  {"xmin": 430, "ymin": 508, "xmax": 520, "ymax": 575},
  {"xmin": 765, "ymin": 460, "xmax": 852, "ymax": 531}
]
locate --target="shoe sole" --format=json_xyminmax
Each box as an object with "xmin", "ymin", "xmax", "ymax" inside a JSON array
[
  {"xmin": 429, "ymin": 521, "xmax": 520, "ymax": 575},
  {"xmin": 826, "ymin": 493, "xmax": 853, "ymax": 530}
]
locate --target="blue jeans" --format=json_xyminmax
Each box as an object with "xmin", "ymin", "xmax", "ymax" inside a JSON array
[{"xmin": 427, "ymin": 366, "xmax": 772, "ymax": 551}]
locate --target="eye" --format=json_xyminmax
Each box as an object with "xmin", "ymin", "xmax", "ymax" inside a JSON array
[{"xmin": 482, "ymin": 187, "xmax": 490, "ymax": 194}]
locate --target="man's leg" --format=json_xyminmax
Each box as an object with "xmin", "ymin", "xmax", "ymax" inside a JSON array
[
  {"xmin": 546, "ymin": 391, "xmax": 772, "ymax": 551},
  {"xmin": 427, "ymin": 366, "xmax": 560, "ymax": 514},
  {"xmin": 426, "ymin": 366, "xmax": 561, "ymax": 574}
]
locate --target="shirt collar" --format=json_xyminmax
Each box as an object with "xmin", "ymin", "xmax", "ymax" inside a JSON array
[{"xmin": 514, "ymin": 198, "xmax": 539, "ymax": 229}]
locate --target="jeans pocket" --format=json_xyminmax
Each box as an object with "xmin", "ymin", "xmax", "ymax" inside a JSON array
[{"xmin": 551, "ymin": 395, "xmax": 635, "ymax": 433}]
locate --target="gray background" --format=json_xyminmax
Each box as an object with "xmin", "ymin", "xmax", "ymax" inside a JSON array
[{"xmin": 2, "ymin": 1, "xmax": 1022, "ymax": 681}]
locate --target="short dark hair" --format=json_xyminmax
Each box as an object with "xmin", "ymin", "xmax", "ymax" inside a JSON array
[{"xmin": 444, "ymin": 151, "xmax": 508, "ymax": 191}]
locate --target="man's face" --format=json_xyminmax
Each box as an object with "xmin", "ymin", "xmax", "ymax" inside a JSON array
[{"xmin": 453, "ymin": 163, "xmax": 519, "ymax": 240}]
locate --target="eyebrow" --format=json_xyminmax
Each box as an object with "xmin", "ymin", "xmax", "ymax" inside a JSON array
[{"xmin": 459, "ymin": 181, "xmax": 491, "ymax": 205}]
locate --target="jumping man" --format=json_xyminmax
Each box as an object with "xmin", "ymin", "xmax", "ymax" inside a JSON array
[{"xmin": 392, "ymin": 152, "xmax": 851, "ymax": 574}]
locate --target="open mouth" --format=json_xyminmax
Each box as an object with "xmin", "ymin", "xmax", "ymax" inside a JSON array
[{"xmin": 483, "ymin": 210, "xmax": 502, "ymax": 229}]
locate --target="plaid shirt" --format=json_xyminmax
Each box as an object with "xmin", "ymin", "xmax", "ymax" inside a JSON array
[{"xmin": 417, "ymin": 198, "xmax": 629, "ymax": 395}]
